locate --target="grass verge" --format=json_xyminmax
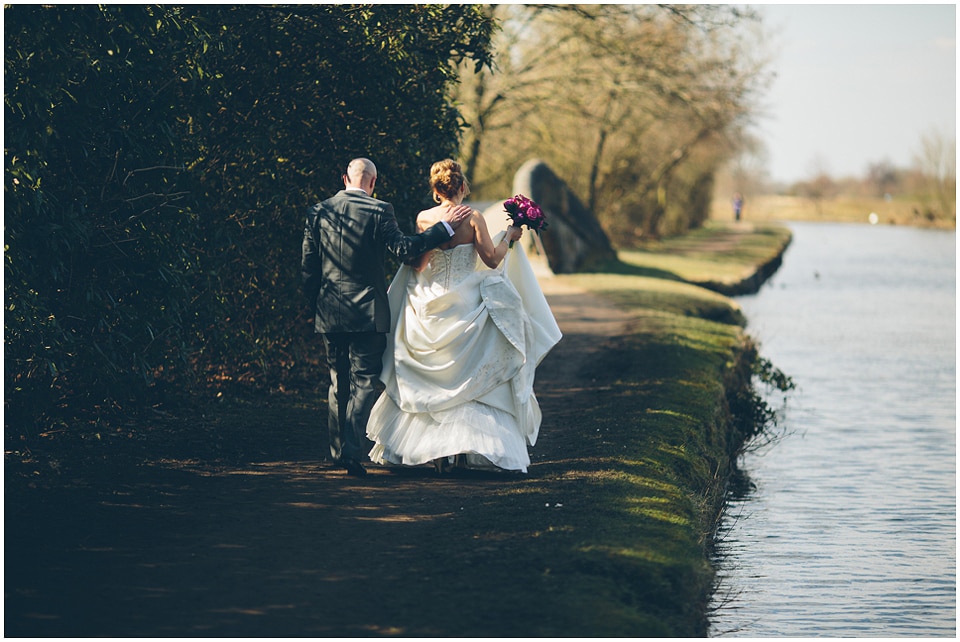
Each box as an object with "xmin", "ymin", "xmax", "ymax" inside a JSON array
[
  {"xmin": 482, "ymin": 224, "xmax": 794, "ymax": 635},
  {"xmin": 612, "ymin": 220, "xmax": 793, "ymax": 295},
  {"xmin": 513, "ymin": 284, "xmax": 749, "ymax": 635}
]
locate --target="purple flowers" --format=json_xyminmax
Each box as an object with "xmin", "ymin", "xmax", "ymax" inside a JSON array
[{"xmin": 503, "ymin": 194, "xmax": 548, "ymax": 248}]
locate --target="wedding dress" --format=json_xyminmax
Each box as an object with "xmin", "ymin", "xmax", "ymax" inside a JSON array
[{"xmin": 367, "ymin": 235, "xmax": 561, "ymax": 472}]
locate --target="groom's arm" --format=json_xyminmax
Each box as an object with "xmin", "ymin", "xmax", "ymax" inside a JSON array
[{"xmin": 379, "ymin": 205, "xmax": 453, "ymax": 263}]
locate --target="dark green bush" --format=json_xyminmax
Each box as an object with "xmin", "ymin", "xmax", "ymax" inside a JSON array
[{"xmin": 5, "ymin": 5, "xmax": 494, "ymax": 438}]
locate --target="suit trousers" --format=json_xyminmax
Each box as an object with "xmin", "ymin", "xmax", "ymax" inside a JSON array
[{"xmin": 321, "ymin": 332, "xmax": 387, "ymax": 463}]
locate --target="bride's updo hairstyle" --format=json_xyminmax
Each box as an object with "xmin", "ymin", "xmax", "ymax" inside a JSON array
[{"xmin": 430, "ymin": 159, "xmax": 470, "ymax": 203}]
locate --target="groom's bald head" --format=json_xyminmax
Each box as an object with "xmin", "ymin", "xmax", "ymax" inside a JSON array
[{"xmin": 344, "ymin": 158, "xmax": 377, "ymax": 194}]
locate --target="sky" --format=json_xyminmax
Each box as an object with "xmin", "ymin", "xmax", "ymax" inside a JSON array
[{"xmin": 753, "ymin": 4, "xmax": 956, "ymax": 184}]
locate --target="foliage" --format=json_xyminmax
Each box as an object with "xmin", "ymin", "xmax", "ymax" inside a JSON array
[
  {"xmin": 726, "ymin": 345, "xmax": 795, "ymax": 456},
  {"xmin": 5, "ymin": 4, "xmax": 494, "ymax": 438},
  {"xmin": 910, "ymin": 127, "xmax": 956, "ymax": 221},
  {"xmin": 6, "ymin": 5, "xmax": 213, "ymax": 435},
  {"xmin": 456, "ymin": 4, "xmax": 771, "ymax": 241}
]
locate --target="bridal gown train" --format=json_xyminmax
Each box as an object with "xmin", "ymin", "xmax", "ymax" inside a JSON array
[{"xmin": 367, "ymin": 236, "xmax": 561, "ymax": 472}]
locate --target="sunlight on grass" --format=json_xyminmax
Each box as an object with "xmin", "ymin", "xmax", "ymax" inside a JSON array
[
  {"xmin": 618, "ymin": 221, "xmax": 793, "ymax": 288},
  {"xmin": 632, "ymin": 507, "xmax": 692, "ymax": 527},
  {"xmin": 578, "ymin": 544, "xmax": 678, "ymax": 565},
  {"xmin": 619, "ymin": 249, "xmax": 748, "ymax": 282},
  {"xmin": 559, "ymin": 272, "xmax": 746, "ymax": 325}
]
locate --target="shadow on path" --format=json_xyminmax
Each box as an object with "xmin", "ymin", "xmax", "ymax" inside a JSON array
[{"xmin": 6, "ymin": 279, "xmax": 637, "ymax": 637}]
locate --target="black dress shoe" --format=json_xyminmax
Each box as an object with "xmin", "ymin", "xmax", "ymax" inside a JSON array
[{"xmin": 343, "ymin": 459, "xmax": 367, "ymax": 477}]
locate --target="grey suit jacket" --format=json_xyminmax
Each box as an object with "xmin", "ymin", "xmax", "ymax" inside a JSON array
[{"xmin": 301, "ymin": 190, "xmax": 451, "ymax": 334}]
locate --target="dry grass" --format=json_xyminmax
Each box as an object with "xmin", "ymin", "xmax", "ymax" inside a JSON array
[{"xmin": 710, "ymin": 193, "xmax": 956, "ymax": 229}]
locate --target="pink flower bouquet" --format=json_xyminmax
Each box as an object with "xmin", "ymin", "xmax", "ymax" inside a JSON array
[{"xmin": 503, "ymin": 194, "xmax": 548, "ymax": 248}]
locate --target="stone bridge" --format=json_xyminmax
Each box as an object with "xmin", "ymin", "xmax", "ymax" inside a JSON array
[{"xmin": 478, "ymin": 159, "xmax": 615, "ymax": 274}]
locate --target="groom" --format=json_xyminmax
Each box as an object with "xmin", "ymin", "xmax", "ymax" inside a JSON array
[{"xmin": 301, "ymin": 157, "xmax": 471, "ymax": 476}]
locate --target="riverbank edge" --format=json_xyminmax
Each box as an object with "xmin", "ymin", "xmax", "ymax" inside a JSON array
[
  {"xmin": 675, "ymin": 225, "xmax": 793, "ymax": 631},
  {"xmin": 665, "ymin": 224, "xmax": 794, "ymax": 632},
  {"xmin": 691, "ymin": 235, "xmax": 791, "ymax": 296},
  {"xmin": 548, "ymin": 222, "xmax": 793, "ymax": 635},
  {"xmin": 649, "ymin": 225, "xmax": 791, "ymax": 633}
]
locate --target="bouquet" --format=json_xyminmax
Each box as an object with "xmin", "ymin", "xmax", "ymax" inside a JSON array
[{"xmin": 503, "ymin": 194, "xmax": 548, "ymax": 248}]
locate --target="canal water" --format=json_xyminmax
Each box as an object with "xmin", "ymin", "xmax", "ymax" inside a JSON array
[{"xmin": 709, "ymin": 221, "xmax": 956, "ymax": 637}]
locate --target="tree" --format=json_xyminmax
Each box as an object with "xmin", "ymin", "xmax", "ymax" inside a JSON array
[
  {"xmin": 5, "ymin": 5, "xmax": 494, "ymax": 437},
  {"xmin": 866, "ymin": 160, "xmax": 901, "ymax": 198},
  {"xmin": 171, "ymin": 5, "xmax": 494, "ymax": 382},
  {"xmin": 790, "ymin": 156, "xmax": 838, "ymax": 214},
  {"xmin": 455, "ymin": 4, "xmax": 770, "ymax": 241},
  {"xmin": 6, "ymin": 5, "xmax": 216, "ymax": 434},
  {"xmin": 715, "ymin": 131, "xmax": 771, "ymax": 206},
  {"xmin": 912, "ymin": 127, "xmax": 956, "ymax": 221}
]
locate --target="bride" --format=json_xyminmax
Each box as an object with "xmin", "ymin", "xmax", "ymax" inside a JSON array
[{"xmin": 366, "ymin": 159, "xmax": 562, "ymax": 473}]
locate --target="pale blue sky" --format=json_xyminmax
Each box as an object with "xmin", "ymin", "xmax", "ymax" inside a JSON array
[{"xmin": 754, "ymin": 4, "xmax": 956, "ymax": 183}]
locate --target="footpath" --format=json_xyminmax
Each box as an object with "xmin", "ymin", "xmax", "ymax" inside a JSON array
[{"xmin": 5, "ymin": 221, "xmax": 791, "ymax": 637}]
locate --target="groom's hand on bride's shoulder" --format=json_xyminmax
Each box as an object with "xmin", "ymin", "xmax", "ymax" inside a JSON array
[{"xmin": 443, "ymin": 204, "xmax": 473, "ymax": 229}]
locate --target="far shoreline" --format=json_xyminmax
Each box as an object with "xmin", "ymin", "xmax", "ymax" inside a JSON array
[{"xmin": 709, "ymin": 193, "xmax": 956, "ymax": 231}]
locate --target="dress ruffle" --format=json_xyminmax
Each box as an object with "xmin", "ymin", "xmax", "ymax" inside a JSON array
[
  {"xmin": 368, "ymin": 396, "xmax": 536, "ymax": 472},
  {"xmin": 367, "ymin": 237, "xmax": 560, "ymax": 472}
]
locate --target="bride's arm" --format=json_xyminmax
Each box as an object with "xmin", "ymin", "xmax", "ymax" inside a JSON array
[{"xmin": 473, "ymin": 213, "xmax": 521, "ymax": 268}]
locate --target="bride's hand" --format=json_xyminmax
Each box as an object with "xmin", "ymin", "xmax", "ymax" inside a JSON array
[
  {"xmin": 442, "ymin": 204, "xmax": 473, "ymax": 229},
  {"xmin": 506, "ymin": 225, "xmax": 523, "ymax": 242}
]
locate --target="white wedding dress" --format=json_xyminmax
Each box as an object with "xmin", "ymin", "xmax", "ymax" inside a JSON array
[{"xmin": 367, "ymin": 235, "xmax": 561, "ymax": 472}]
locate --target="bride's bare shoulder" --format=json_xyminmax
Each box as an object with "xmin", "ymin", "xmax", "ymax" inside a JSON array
[{"xmin": 416, "ymin": 206, "xmax": 444, "ymax": 232}]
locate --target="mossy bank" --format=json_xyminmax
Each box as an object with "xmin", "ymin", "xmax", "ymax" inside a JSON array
[{"xmin": 524, "ymin": 221, "xmax": 793, "ymax": 635}]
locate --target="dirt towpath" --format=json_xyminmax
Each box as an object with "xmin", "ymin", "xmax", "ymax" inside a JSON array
[{"xmin": 6, "ymin": 277, "xmax": 640, "ymax": 637}]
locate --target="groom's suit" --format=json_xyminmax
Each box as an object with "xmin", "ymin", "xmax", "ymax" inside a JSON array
[{"xmin": 301, "ymin": 188, "xmax": 453, "ymax": 472}]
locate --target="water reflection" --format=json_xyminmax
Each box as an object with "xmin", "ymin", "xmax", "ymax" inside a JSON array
[{"xmin": 709, "ymin": 222, "xmax": 956, "ymax": 637}]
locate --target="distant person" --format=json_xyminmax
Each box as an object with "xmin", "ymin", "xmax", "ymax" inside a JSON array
[
  {"xmin": 301, "ymin": 157, "xmax": 472, "ymax": 476},
  {"xmin": 732, "ymin": 192, "xmax": 744, "ymax": 222}
]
